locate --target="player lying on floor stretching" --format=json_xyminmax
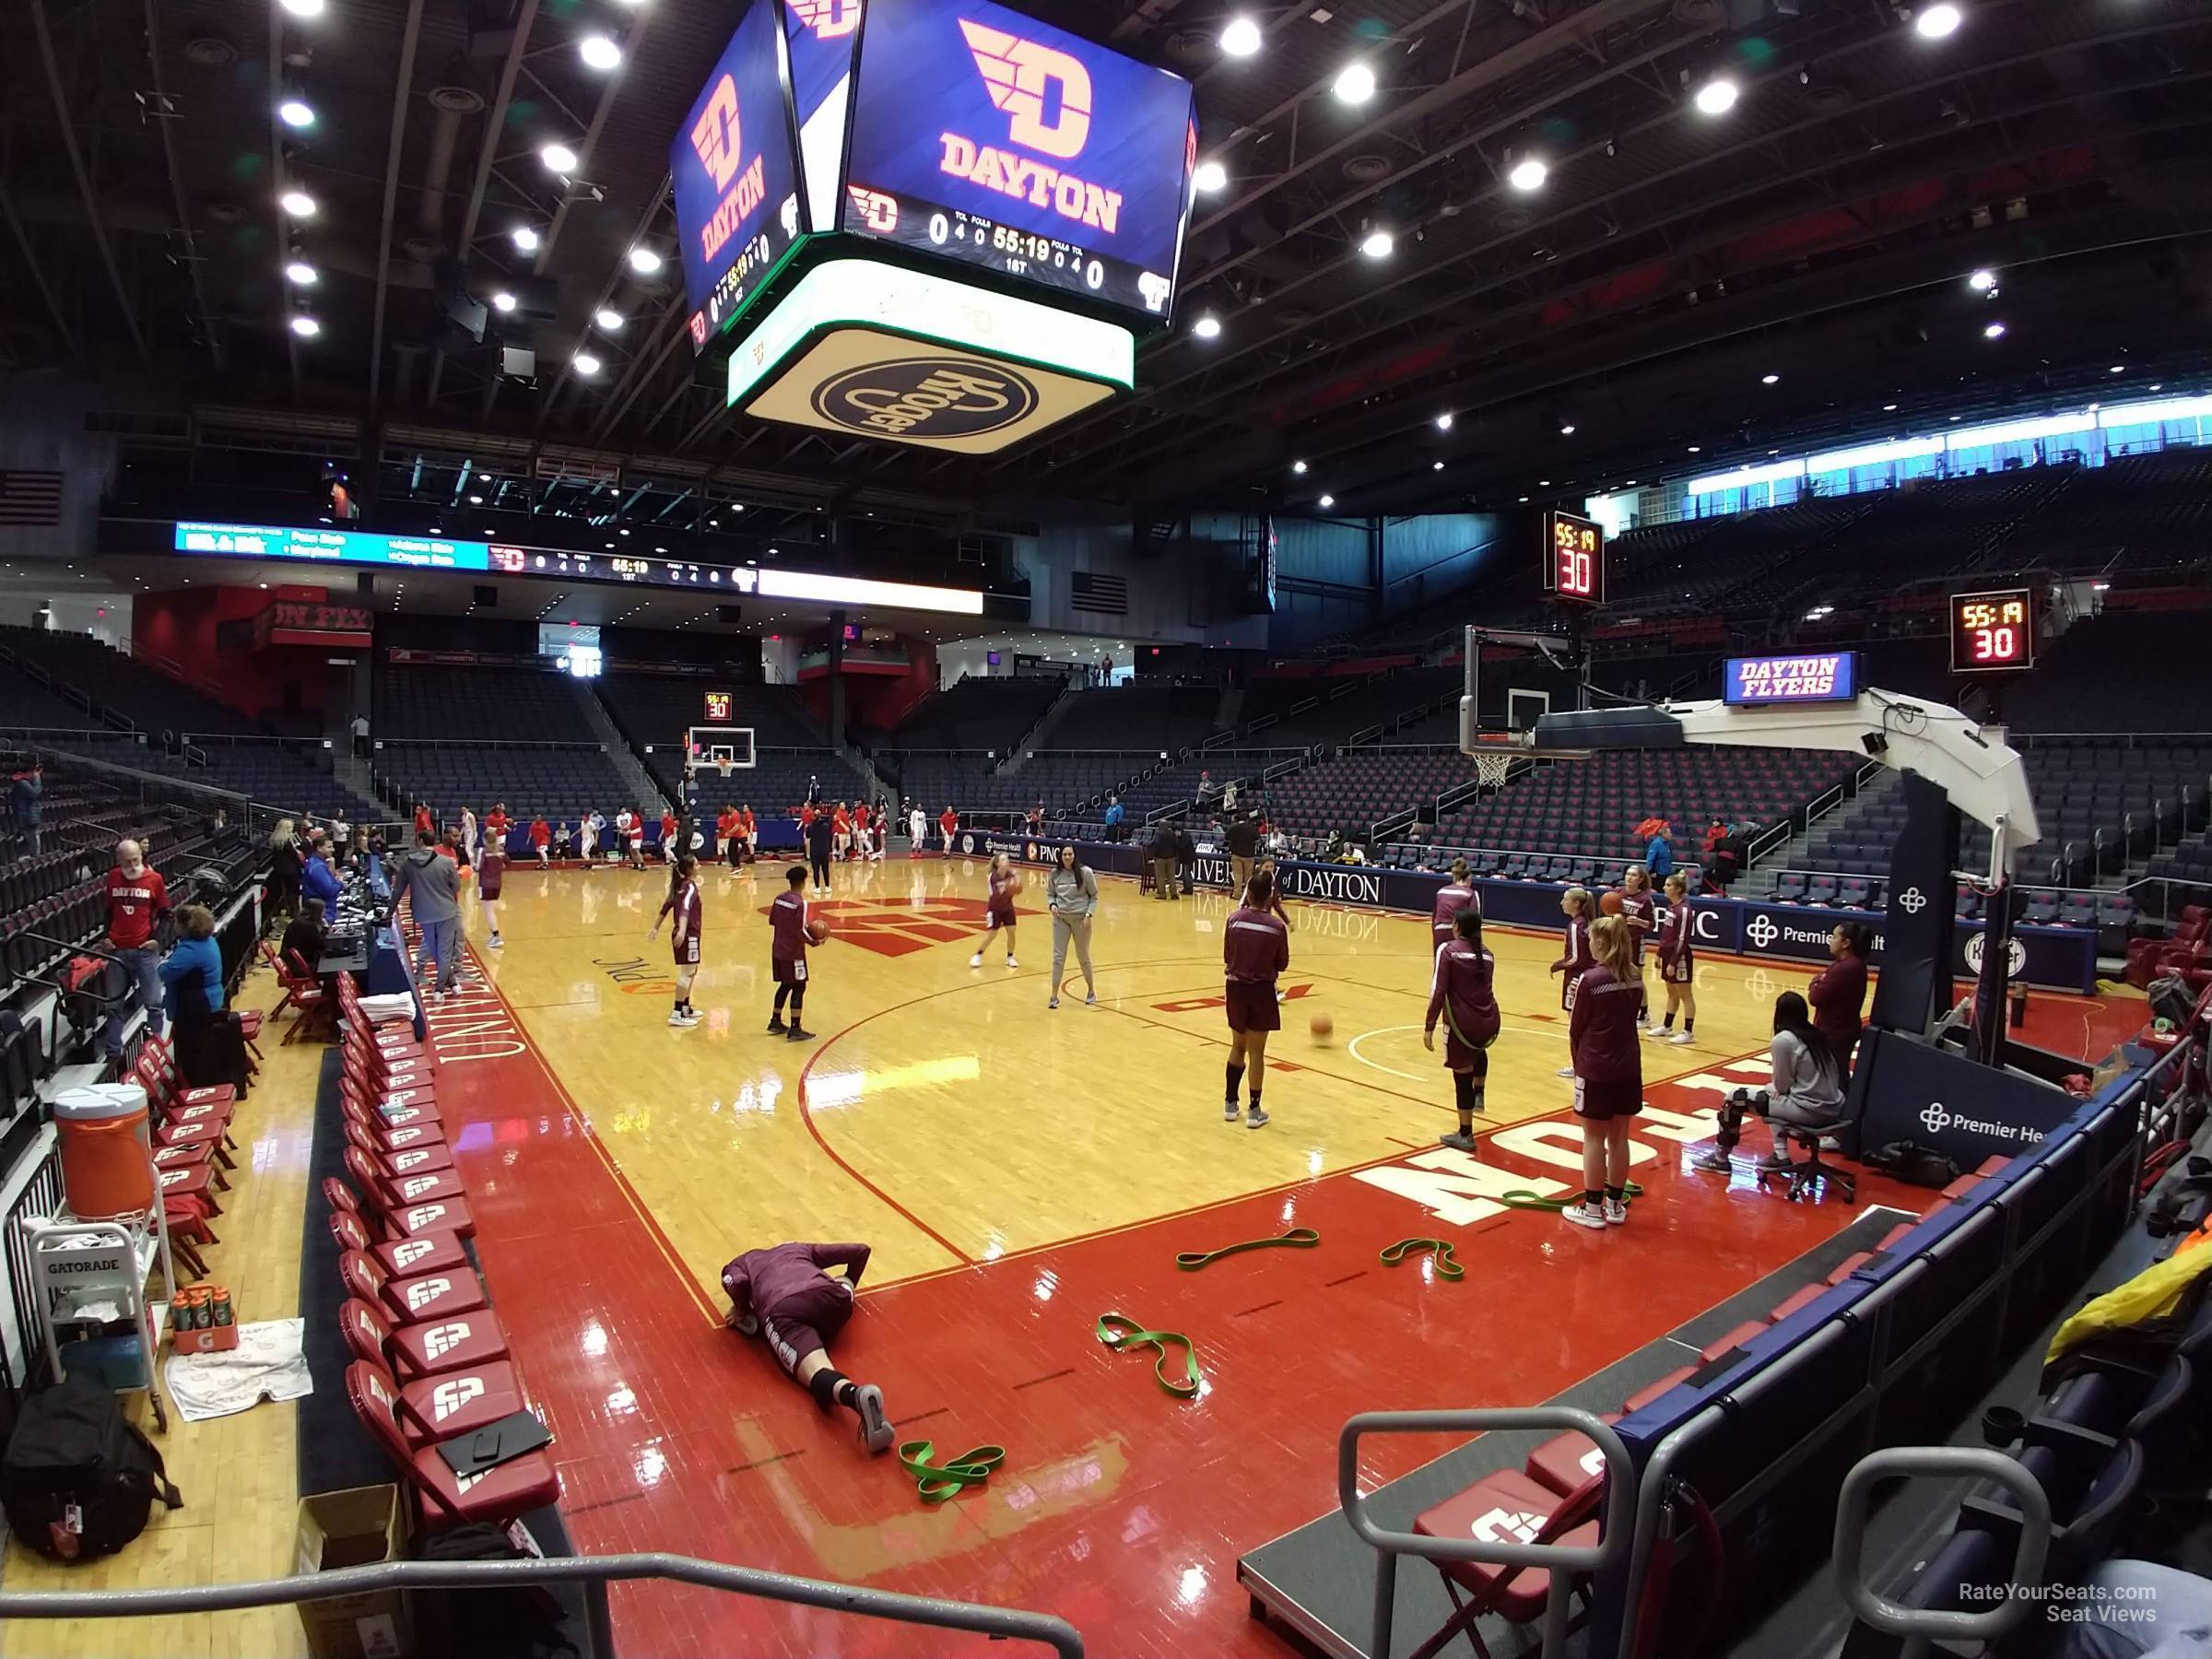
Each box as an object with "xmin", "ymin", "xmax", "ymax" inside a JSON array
[{"xmin": 721, "ymin": 1241, "xmax": 894, "ymax": 1454}]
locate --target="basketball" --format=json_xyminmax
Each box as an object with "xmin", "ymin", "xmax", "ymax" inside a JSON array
[
  {"xmin": 1599, "ymin": 890, "xmax": 1624, "ymax": 915},
  {"xmin": 806, "ymin": 918, "xmax": 831, "ymax": 945},
  {"xmin": 1310, "ymin": 1013, "xmax": 1333, "ymax": 1040},
  {"xmin": 1009, "ymin": 871, "xmax": 1026, "ymax": 893}
]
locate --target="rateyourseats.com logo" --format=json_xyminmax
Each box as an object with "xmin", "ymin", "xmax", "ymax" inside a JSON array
[
  {"xmin": 1920, "ymin": 1100, "xmax": 2045, "ymax": 1145},
  {"xmin": 812, "ymin": 358, "xmax": 1040, "ymax": 440}
]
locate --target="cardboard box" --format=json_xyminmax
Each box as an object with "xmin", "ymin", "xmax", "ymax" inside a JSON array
[
  {"xmin": 295, "ymin": 1485, "xmax": 413, "ymax": 1659},
  {"xmin": 170, "ymin": 1322, "xmax": 240, "ymax": 1356}
]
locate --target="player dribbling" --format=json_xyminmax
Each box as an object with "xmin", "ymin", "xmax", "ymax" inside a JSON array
[
  {"xmin": 971, "ymin": 853, "xmax": 1019, "ymax": 968},
  {"xmin": 1222, "ymin": 870, "xmax": 1290, "ymax": 1129},
  {"xmin": 647, "ymin": 853, "xmax": 704, "ymax": 1028},
  {"xmin": 768, "ymin": 865, "xmax": 817, "ymax": 1042}
]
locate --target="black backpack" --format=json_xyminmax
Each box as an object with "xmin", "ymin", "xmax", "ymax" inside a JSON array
[
  {"xmin": 412, "ymin": 1523, "xmax": 581, "ymax": 1659},
  {"xmin": 1, "ymin": 1374, "xmax": 182, "ymax": 1559},
  {"xmin": 1865, "ymin": 1140, "xmax": 1960, "ymax": 1190}
]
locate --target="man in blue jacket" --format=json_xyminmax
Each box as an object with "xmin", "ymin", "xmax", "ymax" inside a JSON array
[
  {"xmin": 9, "ymin": 761, "xmax": 42, "ymax": 857},
  {"xmin": 1102, "ymin": 795, "xmax": 1125, "ymax": 841}
]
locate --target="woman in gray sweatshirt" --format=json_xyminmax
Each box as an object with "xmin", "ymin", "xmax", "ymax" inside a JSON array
[{"xmin": 1045, "ymin": 845, "xmax": 1099, "ymax": 1010}]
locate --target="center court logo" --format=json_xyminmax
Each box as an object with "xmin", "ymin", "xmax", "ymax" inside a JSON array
[{"xmin": 811, "ymin": 358, "xmax": 1039, "ymax": 440}]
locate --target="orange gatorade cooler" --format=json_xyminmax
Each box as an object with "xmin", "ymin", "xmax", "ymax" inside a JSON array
[{"xmin": 55, "ymin": 1083, "xmax": 156, "ymax": 1219}]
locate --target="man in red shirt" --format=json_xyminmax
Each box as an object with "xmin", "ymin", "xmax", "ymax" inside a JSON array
[
  {"xmin": 483, "ymin": 803, "xmax": 511, "ymax": 850},
  {"xmin": 529, "ymin": 816, "xmax": 551, "ymax": 867},
  {"xmin": 830, "ymin": 803, "xmax": 851, "ymax": 863},
  {"xmin": 938, "ymin": 806, "xmax": 959, "ymax": 856},
  {"xmin": 660, "ymin": 809, "xmax": 679, "ymax": 864},
  {"xmin": 739, "ymin": 804, "xmax": 757, "ymax": 864},
  {"xmin": 717, "ymin": 805, "xmax": 741, "ymax": 867},
  {"xmin": 102, "ymin": 839, "xmax": 170, "ymax": 1061},
  {"xmin": 413, "ymin": 802, "xmax": 434, "ymax": 837}
]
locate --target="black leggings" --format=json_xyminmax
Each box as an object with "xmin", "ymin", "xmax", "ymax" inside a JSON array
[{"xmin": 810, "ymin": 853, "xmax": 830, "ymax": 887}]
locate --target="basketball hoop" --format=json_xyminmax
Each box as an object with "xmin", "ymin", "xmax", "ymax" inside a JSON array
[
  {"xmin": 715, "ymin": 758, "xmax": 734, "ymax": 780},
  {"xmin": 1473, "ymin": 751, "xmax": 1513, "ymax": 791}
]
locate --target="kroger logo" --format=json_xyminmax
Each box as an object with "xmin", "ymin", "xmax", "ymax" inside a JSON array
[
  {"xmin": 813, "ymin": 359, "xmax": 1039, "ymax": 441},
  {"xmin": 1920, "ymin": 1100, "xmax": 2045, "ymax": 1145},
  {"xmin": 961, "ymin": 19, "xmax": 1093, "ymax": 159},
  {"xmin": 1962, "ymin": 932, "xmax": 2030, "ymax": 981}
]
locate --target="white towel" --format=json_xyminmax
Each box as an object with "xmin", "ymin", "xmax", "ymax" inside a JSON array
[{"xmin": 163, "ymin": 1318, "xmax": 313, "ymax": 1423}]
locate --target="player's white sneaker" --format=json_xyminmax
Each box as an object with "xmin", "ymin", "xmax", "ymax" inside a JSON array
[
  {"xmin": 1669, "ymin": 1030, "xmax": 1694, "ymax": 1045},
  {"xmin": 969, "ymin": 952, "xmax": 982, "ymax": 968},
  {"xmin": 1560, "ymin": 1201, "xmax": 1607, "ymax": 1230},
  {"xmin": 1006, "ymin": 956, "xmax": 1018, "ymax": 969},
  {"xmin": 488, "ymin": 935, "xmax": 503, "ymax": 949},
  {"xmin": 1640, "ymin": 1024, "xmax": 1656, "ymax": 1040},
  {"xmin": 1603, "ymin": 1197, "xmax": 1629, "ymax": 1227},
  {"xmin": 1556, "ymin": 1064, "xmax": 1576, "ymax": 1078}
]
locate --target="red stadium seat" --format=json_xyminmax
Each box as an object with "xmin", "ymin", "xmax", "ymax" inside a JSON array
[{"xmin": 347, "ymin": 1363, "xmax": 558, "ymax": 1529}]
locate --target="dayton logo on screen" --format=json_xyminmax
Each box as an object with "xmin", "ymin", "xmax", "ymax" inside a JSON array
[
  {"xmin": 810, "ymin": 356, "xmax": 1039, "ymax": 441},
  {"xmin": 789, "ymin": 0, "xmax": 863, "ymax": 38},
  {"xmin": 1735, "ymin": 654, "xmax": 1847, "ymax": 700},
  {"xmin": 688, "ymin": 75, "xmax": 769, "ymax": 267},
  {"xmin": 942, "ymin": 19, "xmax": 1123, "ymax": 233}
]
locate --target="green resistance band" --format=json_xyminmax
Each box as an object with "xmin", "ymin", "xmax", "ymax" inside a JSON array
[
  {"xmin": 1380, "ymin": 1238, "xmax": 1465, "ymax": 1279},
  {"xmin": 1498, "ymin": 1180, "xmax": 1646, "ymax": 1212},
  {"xmin": 1175, "ymin": 1227, "xmax": 1321, "ymax": 1270},
  {"xmin": 1096, "ymin": 1312, "xmax": 1203, "ymax": 1398},
  {"xmin": 898, "ymin": 1439, "xmax": 1006, "ymax": 1504}
]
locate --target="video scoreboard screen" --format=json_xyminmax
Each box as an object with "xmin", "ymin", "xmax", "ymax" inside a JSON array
[
  {"xmin": 1724, "ymin": 653, "xmax": 1859, "ymax": 706},
  {"xmin": 1541, "ymin": 510, "xmax": 1606, "ymax": 606},
  {"xmin": 671, "ymin": 0, "xmax": 806, "ymax": 347},
  {"xmin": 1950, "ymin": 586, "xmax": 2036, "ymax": 673},
  {"xmin": 840, "ymin": 0, "xmax": 1196, "ymax": 322}
]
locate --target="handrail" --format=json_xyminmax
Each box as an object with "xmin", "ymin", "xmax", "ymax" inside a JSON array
[
  {"xmin": 1832, "ymin": 1447, "xmax": 2051, "ymax": 1652},
  {"xmin": 0, "ymin": 1550, "xmax": 1082, "ymax": 1657},
  {"xmin": 1339, "ymin": 1407, "xmax": 1634, "ymax": 1659}
]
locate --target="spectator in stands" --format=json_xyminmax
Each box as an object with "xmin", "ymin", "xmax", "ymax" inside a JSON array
[
  {"xmin": 350, "ymin": 711, "xmax": 371, "ymax": 759},
  {"xmin": 281, "ymin": 895, "xmax": 326, "ymax": 982},
  {"xmin": 1643, "ymin": 819, "xmax": 1675, "ymax": 882},
  {"xmin": 8, "ymin": 759, "xmax": 42, "ymax": 857},
  {"xmin": 346, "ymin": 825, "xmax": 372, "ymax": 875},
  {"xmin": 102, "ymin": 838, "xmax": 170, "ymax": 1063},
  {"xmin": 266, "ymin": 818, "xmax": 302, "ymax": 923},
  {"xmin": 1226, "ymin": 812, "xmax": 1261, "ymax": 899},
  {"xmin": 1809, "ymin": 922, "xmax": 1873, "ymax": 1073},
  {"xmin": 807, "ymin": 774, "xmax": 823, "ymax": 807},
  {"xmin": 1693, "ymin": 992, "xmax": 1844, "ymax": 1175},
  {"xmin": 393, "ymin": 829, "xmax": 463, "ymax": 996},
  {"xmin": 300, "ymin": 834, "xmax": 342, "ymax": 910},
  {"xmin": 1563, "ymin": 914, "xmax": 1643, "ymax": 1230},
  {"xmin": 161, "ymin": 903, "xmax": 248, "ymax": 1096},
  {"xmin": 1103, "ymin": 795, "xmax": 1125, "ymax": 841}
]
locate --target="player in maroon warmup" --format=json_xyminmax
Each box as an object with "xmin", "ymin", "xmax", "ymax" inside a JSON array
[
  {"xmin": 1222, "ymin": 869, "xmax": 1291, "ymax": 1129},
  {"xmin": 646, "ymin": 853, "xmax": 703, "ymax": 1028},
  {"xmin": 1430, "ymin": 857, "xmax": 1477, "ymax": 955},
  {"xmin": 767, "ymin": 865, "xmax": 815, "ymax": 1041},
  {"xmin": 1651, "ymin": 871, "xmax": 1698, "ymax": 1045},
  {"xmin": 1563, "ymin": 915, "xmax": 1644, "ymax": 1230},
  {"xmin": 969, "ymin": 853, "xmax": 1019, "ymax": 969},
  {"xmin": 1616, "ymin": 864, "xmax": 1657, "ymax": 1028},
  {"xmin": 1424, "ymin": 907, "xmax": 1500, "ymax": 1151},
  {"xmin": 1548, "ymin": 887, "xmax": 1595, "ymax": 1076},
  {"xmin": 720, "ymin": 1241, "xmax": 893, "ymax": 1454}
]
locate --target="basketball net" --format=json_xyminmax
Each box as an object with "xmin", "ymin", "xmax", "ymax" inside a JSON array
[
  {"xmin": 1473, "ymin": 751, "xmax": 1512, "ymax": 790},
  {"xmin": 715, "ymin": 758, "xmax": 733, "ymax": 779}
]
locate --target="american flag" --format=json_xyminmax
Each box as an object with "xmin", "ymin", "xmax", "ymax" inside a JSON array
[
  {"xmin": 1071, "ymin": 571, "xmax": 1128, "ymax": 615},
  {"xmin": 0, "ymin": 472, "xmax": 63, "ymax": 527}
]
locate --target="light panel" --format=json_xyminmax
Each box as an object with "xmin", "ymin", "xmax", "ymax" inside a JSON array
[
  {"xmin": 1685, "ymin": 458, "xmax": 1806, "ymax": 496},
  {"xmin": 1945, "ymin": 411, "xmax": 2096, "ymax": 452},
  {"xmin": 2098, "ymin": 394, "xmax": 2212, "ymax": 428},
  {"xmin": 1805, "ymin": 435, "xmax": 1947, "ymax": 474}
]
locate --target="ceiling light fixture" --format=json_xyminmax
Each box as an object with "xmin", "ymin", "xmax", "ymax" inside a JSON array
[
  {"xmin": 284, "ymin": 261, "xmax": 318, "ymax": 286},
  {"xmin": 1333, "ymin": 62, "xmax": 1376, "ymax": 104},
  {"xmin": 279, "ymin": 190, "xmax": 317, "ymax": 218},
  {"xmin": 1192, "ymin": 313, "xmax": 1222, "ymax": 339},
  {"xmin": 573, "ymin": 351, "xmax": 603, "ymax": 374},
  {"xmin": 289, "ymin": 314, "xmax": 322, "ymax": 337},
  {"xmin": 1432, "ymin": 461, "xmax": 1444, "ymax": 471},
  {"xmin": 1967, "ymin": 267, "xmax": 1995, "ymax": 291},
  {"xmin": 1317, "ymin": 494, "xmax": 1335, "ymax": 509},
  {"xmin": 1559, "ymin": 422, "xmax": 1576, "ymax": 435},
  {"xmin": 278, "ymin": 0, "xmax": 324, "ymax": 16},
  {"xmin": 468, "ymin": 494, "xmax": 484, "ymax": 504},
  {"xmin": 541, "ymin": 142, "xmax": 580, "ymax": 174},
  {"xmin": 1915, "ymin": 4, "xmax": 1963, "ymax": 41},
  {"xmin": 579, "ymin": 32, "xmax": 622, "ymax": 70},
  {"xmin": 1291, "ymin": 460, "xmax": 1307, "ymax": 475},
  {"xmin": 1692, "ymin": 76, "xmax": 1739, "ymax": 116},
  {"xmin": 1983, "ymin": 321, "xmax": 2006, "ymax": 339},
  {"xmin": 512, "ymin": 225, "xmax": 540, "ymax": 253},
  {"xmin": 1359, "ymin": 228, "xmax": 1393, "ymax": 259},
  {"xmin": 1508, "ymin": 156, "xmax": 1548, "ymax": 193},
  {"xmin": 278, "ymin": 99, "xmax": 315, "ymax": 129},
  {"xmin": 1883, "ymin": 402, "xmax": 1899, "ymax": 411},
  {"xmin": 1193, "ymin": 159, "xmax": 1228, "ymax": 194},
  {"xmin": 628, "ymin": 245, "xmax": 663, "ymax": 275},
  {"xmin": 594, "ymin": 308, "xmax": 625, "ymax": 331},
  {"xmin": 2109, "ymin": 364, "xmax": 2125, "ymax": 374},
  {"xmin": 491, "ymin": 291, "xmax": 517, "ymax": 312},
  {"xmin": 1434, "ymin": 412, "xmax": 1454, "ymax": 431}
]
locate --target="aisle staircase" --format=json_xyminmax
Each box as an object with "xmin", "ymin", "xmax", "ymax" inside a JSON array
[{"xmin": 582, "ymin": 684, "xmax": 670, "ymax": 810}]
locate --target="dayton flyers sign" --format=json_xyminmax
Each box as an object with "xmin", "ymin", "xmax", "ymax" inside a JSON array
[
  {"xmin": 670, "ymin": 0, "xmax": 803, "ymax": 342},
  {"xmin": 841, "ymin": 0, "xmax": 1195, "ymax": 319}
]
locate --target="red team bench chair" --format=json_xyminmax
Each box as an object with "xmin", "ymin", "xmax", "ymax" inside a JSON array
[
  {"xmin": 346, "ymin": 1363, "xmax": 558, "ymax": 1530},
  {"xmin": 339, "ymin": 1303, "xmax": 529, "ymax": 1442},
  {"xmin": 1406, "ymin": 1469, "xmax": 1606, "ymax": 1659},
  {"xmin": 324, "ymin": 1170, "xmax": 477, "ymax": 1241},
  {"xmin": 342, "ymin": 1295, "xmax": 515, "ymax": 1387},
  {"xmin": 328, "ymin": 1207, "xmax": 470, "ymax": 1281},
  {"xmin": 344, "ymin": 1119, "xmax": 453, "ymax": 1177},
  {"xmin": 338, "ymin": 1247, "xmax": 489, "ymax": 1327}
]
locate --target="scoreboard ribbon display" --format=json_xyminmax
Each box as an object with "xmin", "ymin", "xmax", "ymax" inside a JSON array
[
  {"xmin": 840, "ymin": 0, "xmax": 1196, "ymax": 321},
  {"xmin": 671, "ymin": 0, "xmax": 806, "ymax": 346}
]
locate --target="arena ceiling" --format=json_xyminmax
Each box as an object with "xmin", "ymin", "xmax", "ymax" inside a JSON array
[{"xmin": 5, "ymin": 0, "xmax": 2211, "ymax": 529}]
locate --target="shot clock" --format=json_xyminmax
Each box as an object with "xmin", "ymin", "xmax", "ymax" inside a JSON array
[
  {"xmin": 1541, "ymin": 510, "xmax": 1606, "ymax": 606},
  {"xmin": 1949, "ymin": 586, "xmax": 2037, "ymax": 673}
]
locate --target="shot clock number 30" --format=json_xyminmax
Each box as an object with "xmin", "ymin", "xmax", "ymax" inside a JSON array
[
  {"xmin": 1542, "ymin": 510, "xmax": 1606, "ymax": 606},
  {"xmin": 1949, "ymin": 586, "xmax": 2037, "ymax": 673}
]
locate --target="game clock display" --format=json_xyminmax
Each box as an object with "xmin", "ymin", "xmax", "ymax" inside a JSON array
[
  {"xmin": 1541, "ymin": 511, "xmax": 1606, "ymax": 605},
  {"xmin": 1950, "ymin": 587, "xmax": 2037, "ymax": 672},
  {"xmin": 839, "ymin": 0, "xmax": 1197, "ymax": 321}
]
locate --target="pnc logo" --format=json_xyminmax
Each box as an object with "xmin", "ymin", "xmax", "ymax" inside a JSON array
[
  {"xmin": 789, "ymin": 0, "xmax": 863, "ymax": 38},
  {"xmin": 811, "ymin": 357, "xmax": 1038, "ymax": 441},
  {"xmin": 689, "ymin": 76, "xmax": 745, "ymax": 191},
  {"xmin": 961, "ymin": 19, "xmax": 1092, "ymax": 159},
  {"xmin": 431, "ymin": 1377, "xmax": 485, "ymax": 1423}
]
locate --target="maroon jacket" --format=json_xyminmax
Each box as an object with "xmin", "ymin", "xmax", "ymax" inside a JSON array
[
  {"xmin": 1426, "ymin": 940, "xmax": 1500, "ymax": 1045},
  {"xmin": 720, "ymin": 1241, "xmax": 870, "ymax": 1321},
  {"xmin": 1570, "ymin": 966, "xmax": 1644, "ymax": 1084},
  {"xmin": 1224, "ymin": 904, "xmax": 1289, "ymax": 983},
  {"xmin": 770, "ymin": 888, "xmax": 810, "ymax": 963},
  {"xmin": 1551, "ymin": 915, "xmax": 1594, "ymax": 977},
  {"xmin": 1430, "ymin": 880, "xmax": 1477, "ymax": 940},
  {"xmin": 1618, "ymin": 888, "xmax": 1656, "ymax": 960},
  {"xmin": 1656, "ymin": 900, "xmax": 1690, "ymax": 965},
  {"xmin": 1808, "ymin": 952, "xmax": 1869, "ymax": 1056}
]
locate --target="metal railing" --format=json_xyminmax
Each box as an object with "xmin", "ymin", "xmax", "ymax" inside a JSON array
[
  {"xmin": 1340, "ymin": 1407, "xmax": 1635, "ymax": 1659},
  {"xmin": 0, "ymin": 1551, "xmax": 1082, "ymax": 1657}
]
